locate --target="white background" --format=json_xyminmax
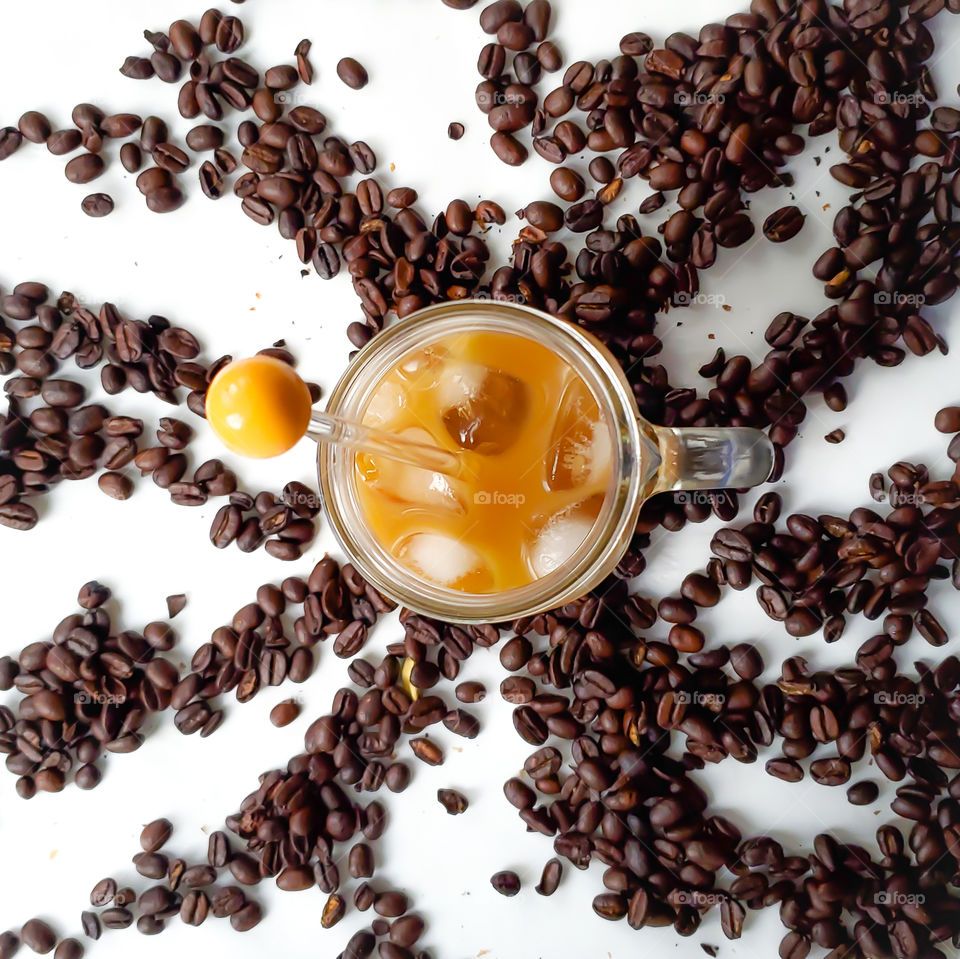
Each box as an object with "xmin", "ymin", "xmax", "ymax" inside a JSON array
[{"xmin": 2, "ymin": 2, "xmax": 960, "ymax": 957}]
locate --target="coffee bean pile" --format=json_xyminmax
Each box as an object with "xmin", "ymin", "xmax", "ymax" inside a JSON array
[
  {"xmin": 76, "ymin": 819, "xmax": 265, "ymax": 939},
  {"xmin": 6, "ymin": 1, "xmax": 958, "ymax": 522},
  {"xmin": 5, "ymin": 472, "xmax": 960, "ymax": 956},
  {"xmin": 0, "ymin": 918, "xmax": 81, "ymax": 959},
  {"xmin": 475, "ymin": 0, "xmax": 564, "ymax": 167},
  {"xmin": 175, "ymin": 554, "xmax": 396, "ymax": 718},
  {"xmin": 0, "ymin": 552, "xmax": 399, "ymax": 798},
  {"xmin": 494, "ymin": 578, "xmax": 960, "ymax": 952},
  {"xmin": 7, "ymin": 1, "xmax": 960, "ymax": 956},
  {"xmin": 445, "ymin": 0, "xmax": 960, "ymax": 538},
  {"xmin": 0, "ymin": 281, "xmax": 323, "ymax": 557},
  {"xmin": 0, "ymin": 582, "xmax": 187, "ymax": 797},
  {"xmin": 208, "ymin": 479, "xmax": 320, "ymax": 561},
  {"xmin": 701, "ymin": 450, "xmax": 959, "ymax": 645}
]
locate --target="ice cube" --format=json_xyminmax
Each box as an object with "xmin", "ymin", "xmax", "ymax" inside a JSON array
[
  {"xmin": 528, "ymin": 511, "xmax": 595, "ymax": 578},
  {"xmin": 546, "ymin": 376, "xmax": 612, "ymax": 491},
  {"xmin": 397, "ymin": 344, "xmax": 447, "ymax": 389},
  {"xmin": 362, "ymin": 378, "xmax": 406, "ymax": 429},
  {"xmin": 359, "ymin": 428, "xmax": 467, "ymax": 514},
  {"xmin": 438, "ymin": 362, "xmax": 528, "ymax": 454},
  {"xmin": 397, "ymin": 532, "xmax": 492, "ymax": 590}
]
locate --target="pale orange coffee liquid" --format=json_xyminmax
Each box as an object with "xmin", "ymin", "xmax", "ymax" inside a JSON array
[{"xmin": 354, "ymin": 329, "xmax": 614, "ymax": 593}]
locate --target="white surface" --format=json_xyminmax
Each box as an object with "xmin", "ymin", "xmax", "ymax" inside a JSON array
[{"xmin": 2, "ymin": 2, "xmax": 960, "ymax": 957}]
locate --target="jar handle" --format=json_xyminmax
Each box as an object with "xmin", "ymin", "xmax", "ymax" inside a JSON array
[{"xmin": 650, "ymin": 425, "xmax": 774, "ymax": 494}]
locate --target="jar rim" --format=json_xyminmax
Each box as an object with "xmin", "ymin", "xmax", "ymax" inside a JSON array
[{"xmin": 318, "ymin": 300, "xmax": 645, "ymax": 622}]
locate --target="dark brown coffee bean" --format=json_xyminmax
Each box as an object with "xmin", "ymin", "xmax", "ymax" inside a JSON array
[
  {"xmin": 229, "ymin": 902, "xmax": 262, "ymax": 932},
  {"xmin": 374, "ymin": 891, "xmax": 408, "ymax": 918},
  {"xmin": 18, "ymin": 111, "xmax": 51, "ymax": 143},
  {"xmin": 120, "ymin": 56, "xmax": 154, "ymax": 79},
  {"xmin": 140, "ymin": 818, "xmax": 173, "ymax": 852},
  {"xmin": 536, "ymin": 858, "xmax": 563, "ymax": 896},
  {"xmin": 490, "ymin": 871, "xmax": 521, "ymax": 896},
  {"xmin": 270, "ymin": 699, "xmax": 300, "ymax": 727},
  {"xmin": 410, "ymin": 737, "xmax": 443, "ymax": 766},
  {"xmin": 455, "ymin": 681, "xmax": 486, "ymax": 703},
  {"xmin": 53, "ymin": 939, "xmax": 83, "ymax": 959},
  {"xmin": 935, "ymin": 406, "xmax": 960, "ymax": 433},
  {"xmin": 99, "ymin": 909, "xmax": 132, "ymax": 931},
  {"xmin": 0, "ymin": 127, "xmax": 22, "ymax": 160},
  {"xmin": 437, "ymin": 788, "xmax": 469, "ymax": 814},
  {"xmin": 90, "ymin": 877, "xmax": 117, "ymax": 907},
  {"xmin": 65, "ymin": 154, "xmax": 104, "ymax": 184},
  {"xmin": 47, "ymin": 129, "xmax": 83, "ymax": 155},
  {"xmin": 0, "ymin": 502, "xmax": 39, "ymax": 531},
  {"xmin": 20, "ymin": 920, "xmax": 55, "ymax": 954},
  {"xmin": 215, "ymin": 16, "xmax": 244, "ymax": 53},
  {"xmin": 847, "ymin": 780, "xmax": 879, "ymax": 805},
  {"xmin": 81, "ymin": 194, "xmax": 114, "ymax": 218},
  {"xmin": 763, "ymin": 206, "xmax": 805, "ymax": 242},
  {"xmin": 337, "ymin": 57, "xmax": 368, "ymax": 89},
  {"xmin": 146, "ymin": 188, "xmax": 185, "ymax": 214},
  {"xmin": 490, "ymin": 131, "xmax": 527, "ymax": 166}
]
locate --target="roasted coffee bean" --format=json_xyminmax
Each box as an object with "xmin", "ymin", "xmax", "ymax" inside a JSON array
[
  {"xmin": 140, "ymin": 817, "xmax": 173, "ymax": 852},
  {"xmin": 81, "ymin": 193, "xmax": 114, "ymax": 218},
  {"xmin": 337, "ymin": 57, "xmax": 368, "ymax": 89},
  {"xmin": 64, "ymin": 154, "xmax": 104, "ymax": 184},
  {"xmin": 20, "ymin": 920, "xmax": 56, "ymax": 954},
  {"xmin": 410, "ymin": 737, "xmax": 443, "ymax": 766},
  {"xmin": 270, "ymin": 699, "xmax": 300, "ymax": 727},
  {"xmin": 146, "ymin": 187, "xmax": 185, "ymax": 213},
  {"xmin": 100, "ymin": 908, "xmax": 132, "ymax": 931},
  {"xmin": 490, "ymin": 131, "xmax": 527, "ymax": 166},
  {"xmin": 321, "ymin": 894, "xmax": 345, "ymax": 929},
  {"xmin": 536, "ymin": 858, "xmax": 563, "ymax": 896},
  {"xmin": 763, "ymin": 206, "xmax": 805, "ymax": 242},
  {"xmin": 455, "ymin": 681, "xmax": 486, "ymax": 703},
  {"xmin": 47, "ymin": 129, "xmax": 83, "ymax": 155},
  {"xmin": 935, "ymin": 406, "xmax": 960, "ymax": 433},
  {"xmin": 229, "ymin": 902, "xmax": 262, "ymax": 932},
  {"xmin": 847, "ymin": 780, "xmax": 879, "ymax": 805},
  {"xmin": 0, "ymin": 127, "xmax": 22, "ymax": 160},
  {"xmin": 490, "ymin": 871, "xmax": 521, "ymax": 896},
  {"xmin": 437, "ymin": 788, "xmax": 468, "ymax": 814},
  {"xmin": 0, "ymin": 502, "xmax": 39, "ymax": 530},
  {"xmin": 215, "ymin": 16, "xmax": 243, "ymax": 53},
  {"xmin": 53, "ymin": 939, "xmax": 83, "ymax": 959},
  {"xmin": 90, "ymin": 878, "xmax": 117, "ymax": 907},
  {"xmin": 18, "ymin": 111, "xmax": 51, "ymax": 143},
  {"xmin": 374, "ymin": 892, "xmax": 408, "ymax": 918}
]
